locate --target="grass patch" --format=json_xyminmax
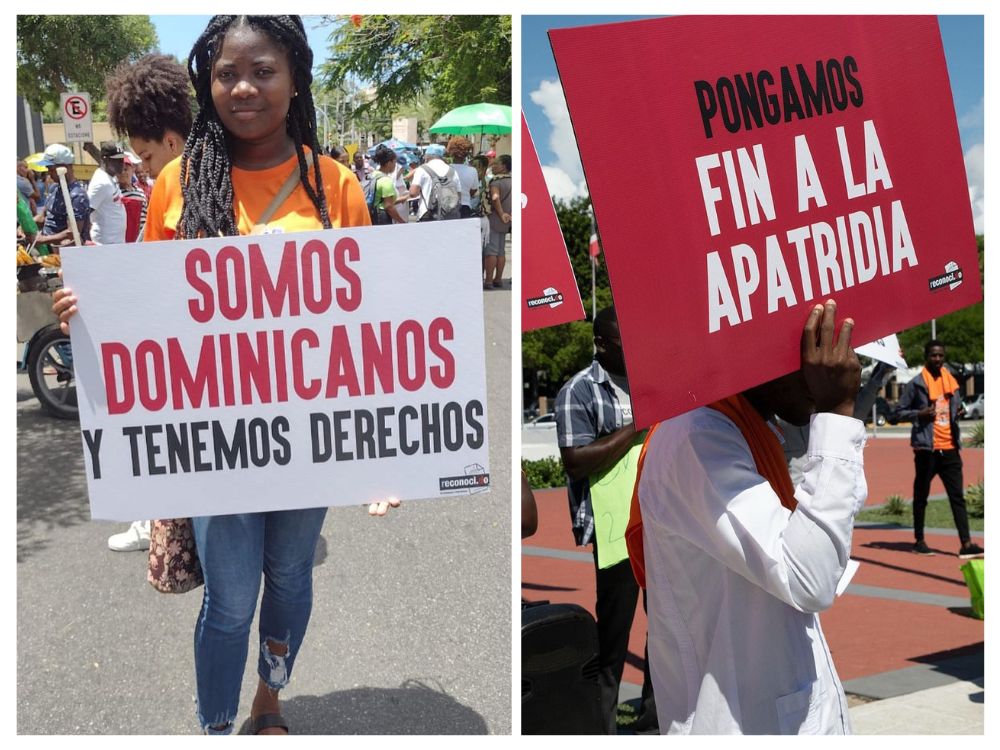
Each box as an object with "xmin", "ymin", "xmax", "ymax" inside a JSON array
[{"xmin": 857, "ymin": 494, "xmax": 984, "ymax": 532}]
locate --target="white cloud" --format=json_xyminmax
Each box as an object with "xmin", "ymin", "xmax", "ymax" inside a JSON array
[
  {"xmin": 958, "ymin": 97, "xmax": 984, "ymax": 130},
  {"xmin": 964, "ymin": 143, "xmax": 983, "ymax": 233},
  {"xmin": 529, "ymin": 79, "xmax": 589, "ymax": 200},
  {"xmin": 540, "ymin": 166, "xmax": 588, "ymax": 203}
]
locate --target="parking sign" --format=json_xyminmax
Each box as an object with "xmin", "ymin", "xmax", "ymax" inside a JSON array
[{"xmin": 61, "ymin": 92, "xmax": 93, "ymax": 143}]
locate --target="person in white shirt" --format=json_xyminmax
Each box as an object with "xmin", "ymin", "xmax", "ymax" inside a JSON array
[
  {"xmin": 446, "ymin": 136, "xmax": 479, "ymax": 218},
  {"xmin": 86, "ymin": 142, "xmax": 128, "ymax": 244},
  {"xmin": 632, "ymin": 300, "xmax": 865, "ymax": 734},
  {"xmin": 408, "ymin": 143, "xmax": 461, "ymax": 221}
]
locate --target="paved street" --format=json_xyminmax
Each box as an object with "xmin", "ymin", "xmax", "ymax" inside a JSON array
[{"xmin": 17, "ymin": 261, "xmax": 512, "ymax": 735}]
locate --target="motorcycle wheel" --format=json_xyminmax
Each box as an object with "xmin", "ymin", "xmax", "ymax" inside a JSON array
[{"xmin": 27, "ymin": 324, "xmax": 78, "ymax": 420}]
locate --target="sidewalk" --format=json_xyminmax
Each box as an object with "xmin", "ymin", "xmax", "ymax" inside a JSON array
[{"xmin": 849, "ymin": 679, "xmax": 983, "ymax": 734}]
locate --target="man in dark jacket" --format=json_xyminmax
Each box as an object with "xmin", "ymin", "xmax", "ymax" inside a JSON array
[{"xmin": 894, "ymin": 340, "xmax": 983, "ymax": 558}]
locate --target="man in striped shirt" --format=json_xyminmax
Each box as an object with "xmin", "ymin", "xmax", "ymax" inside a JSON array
[{"xmin": 554, "ymin": 306, "xmax": 655, "ymax": 733}]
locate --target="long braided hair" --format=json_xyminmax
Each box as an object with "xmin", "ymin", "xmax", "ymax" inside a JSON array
[{"xmin": 179, "ymin": 15, "xmax": 331, "ymax": 238}]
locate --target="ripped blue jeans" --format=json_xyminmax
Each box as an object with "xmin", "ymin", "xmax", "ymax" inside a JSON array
[{"xmin": 191, "ymin": 508, "xmax": 327, "ymax": 734}]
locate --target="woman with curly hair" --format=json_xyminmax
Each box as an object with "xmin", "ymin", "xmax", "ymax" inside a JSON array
[
  {"xmin": 104, "ymin": 53, "xmax": 192, "ymax": 182},
  {"xmin": 445, "ymin": 135, "xmax": 479, "ymax": 219},
  {"xmin": 55, "ymin": 15, "xmax": 391, "ymax": 735}
]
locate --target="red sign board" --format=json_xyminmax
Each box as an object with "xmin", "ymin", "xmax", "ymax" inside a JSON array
[
  {"xmin": 551, "ymin": 16, "xmax": 981, "ymax": 428},
  {"xmin": 521, "ymin": 114, "xmax": 586, "ymax": 331}
]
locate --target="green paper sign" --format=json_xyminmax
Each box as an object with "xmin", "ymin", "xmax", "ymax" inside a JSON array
[{"xmin": 590, "ymin": 432, "xmax": 646, "ymax": 569}]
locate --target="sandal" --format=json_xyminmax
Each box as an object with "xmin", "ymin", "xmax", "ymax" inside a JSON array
[{"xmin": 252, "ymin": 713, "xmax": 290, "ymax": 735}]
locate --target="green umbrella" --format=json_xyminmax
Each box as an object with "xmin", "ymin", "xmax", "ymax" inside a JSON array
[{"xmin": 428, "ymin": 103, "xmax": 513, "ymax": 135}]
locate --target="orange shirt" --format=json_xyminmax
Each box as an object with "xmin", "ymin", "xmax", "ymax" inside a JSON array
[
  {"xmin": 925, "ymin": 372, "xmax": 954, "ymax": 450},
  {"xmin": 144, "ymin": 149, "xmax": 370, "ymax": 241}
]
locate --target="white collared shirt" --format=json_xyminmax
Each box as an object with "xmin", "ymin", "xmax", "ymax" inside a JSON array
[{"xmin": 638, "ymin": 409, "xmax": 867, "ymax": 734}]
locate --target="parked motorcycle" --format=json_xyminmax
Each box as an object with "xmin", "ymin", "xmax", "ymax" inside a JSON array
[{"xmin": 16, "ymin": 262, "xmax": 77, "ymax": 420}]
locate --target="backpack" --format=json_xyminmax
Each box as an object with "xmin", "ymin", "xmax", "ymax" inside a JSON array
[
  {"xmin": 422, "ymin": 164, "xmax": 461, "ymax": 220},
  {"xmin": 362, "ymin": 175, "xmax": 380, "ymax": 224}
]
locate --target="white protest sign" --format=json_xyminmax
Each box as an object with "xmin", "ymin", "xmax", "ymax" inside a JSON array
[
  {"xmin": 60, "ymin": 92, "xmax": 93, "ymax": 143},
  {"xmin": 855, "ymin": 333, "xmax": 908, "ymax": 371},
  {"xmin": 61, "ymin": 220, "xmax": 490, "ymax": 521}
]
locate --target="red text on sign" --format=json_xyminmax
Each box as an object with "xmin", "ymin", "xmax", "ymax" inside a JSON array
[{"xmin": 185, "ymin": 236, "xmax": 362, "ymax": 323}]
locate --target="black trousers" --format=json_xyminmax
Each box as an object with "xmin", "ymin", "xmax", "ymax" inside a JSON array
[
  {"xmin": 912, "ymin": 449, "xmax": 970, "ymax": 544},
  {"xmin": 591, "ymin": 536, "xmax": 655, "ymax": 733}
]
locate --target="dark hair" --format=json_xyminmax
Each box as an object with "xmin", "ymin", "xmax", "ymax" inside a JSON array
[
  {"xmin": 372, "ymin": 144, "xmax": 396, "ymax": 168},
  {"xmin": 593, "ymin": 306, "xmax": 618, "ymax": 339},
  {"xmin": 497, "ymin": 154, "xmax": 511, "ymax": 171},
  {"xmin": 925, "ymin": 339, "xmax": 946, "ymax": 357},
  {"xmin": 329, "ymin": 145, "xmax": 346, "ymax": 159},
  {"xmin": 471, "ymin": 154, "xmax": 489, "ymax": 169},
  {"xmin": 105, "ymin": 54, "xmax": 193, "ymax": 142},
  {"xmin": 446, "ymin": 136, "xmax": 473, "ymax": 161},
  {"xmin": 180, "ymin": 15, "xmax": 329, "ymax": 238}
]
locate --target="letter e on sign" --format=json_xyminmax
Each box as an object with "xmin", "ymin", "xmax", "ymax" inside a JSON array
[{"xmin": 60, "ymin": 92, "xmax": 94, "ymax": 143}]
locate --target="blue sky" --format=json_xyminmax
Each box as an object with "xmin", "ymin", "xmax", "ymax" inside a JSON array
[
  {"xmin": 150, "ymin": 15, "xmax": 334, "ymax": 73},
  {"xmin": 522, "ymin": 15, "xmax": 984, "ymax": 232}
]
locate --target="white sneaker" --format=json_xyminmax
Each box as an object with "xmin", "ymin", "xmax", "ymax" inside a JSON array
[{"xmin": 108, "ymin": 520, "xmax": 151, "ymax": 552}]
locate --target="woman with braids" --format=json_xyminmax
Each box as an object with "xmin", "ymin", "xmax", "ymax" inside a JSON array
[{"xmin": 55, "ymin": 15, "xmax": 394, "ymax": 735}]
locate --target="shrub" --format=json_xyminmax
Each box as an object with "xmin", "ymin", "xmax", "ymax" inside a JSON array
[
  {"xmin": 965, "ymin": 421, "xmax": 984, "ymax": 448},
  {"xmin": 522, "ymin": 456, "xmax": 566, "ymax": 489},
  {"xmin": 966, "ymin": 481, "xmax": 984, "ymax": 519},
  {"xmin": 884, "ymin": 494, "xmax": 907, "ymax": 516}
]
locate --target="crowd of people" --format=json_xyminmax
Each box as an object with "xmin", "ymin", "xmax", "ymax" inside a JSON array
[
  {"xmin": 323, "ymin": 137, "xmax": 512, "ymax": 288},
  {"xmin": 19, "ymin": 138, "xmax": 511, "ymax": 293},
  {"xmin": 16, "ymin": 143, "xmax": 155, "ymax": 252}
]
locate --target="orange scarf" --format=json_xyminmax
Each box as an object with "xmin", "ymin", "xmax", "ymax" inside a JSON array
[
  {"xmin": 624, "ymin": 394, "xmax": 797, "ymax": 588},
  {"xmin": 921, "ymin": 366, "xmax": 959, "ymax": 398}
]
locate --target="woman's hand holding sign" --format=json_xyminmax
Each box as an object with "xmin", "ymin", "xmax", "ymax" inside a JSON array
[
  {"xmin": 368, "ymin": 498, "xmax": 402, "ymax": 517},
  {"xmin": 52, "ymin": 279, "xmax": 78, "ymax": 335}
]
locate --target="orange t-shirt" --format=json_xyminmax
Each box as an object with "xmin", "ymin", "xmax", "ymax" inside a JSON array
[
  {"xmin": 925, "ymin": 372, "xmax": 955, "ymax": 450},
  {"xmin": 143, "ymin": 149, "xmax": 370, "ymax": 241}
]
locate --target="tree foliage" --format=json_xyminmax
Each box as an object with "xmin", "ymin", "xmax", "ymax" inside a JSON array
[
  {"xmin": 16, "ymin": 15, "xmax": 158, "ymax": 112},
  {"xmin": 554, "ymin": 196, "xmax": 613, "ymax": 313},
  {"xmin": 897, "ymin": 235, "xmax": 984, "ymax": 365},
  {"xmin": 318, "ymin": 15, "xmax": 511, "ymax": 121},
  {"xmin": 522, "ymin": 196, "xmax": 614, "ymax": 396}
]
